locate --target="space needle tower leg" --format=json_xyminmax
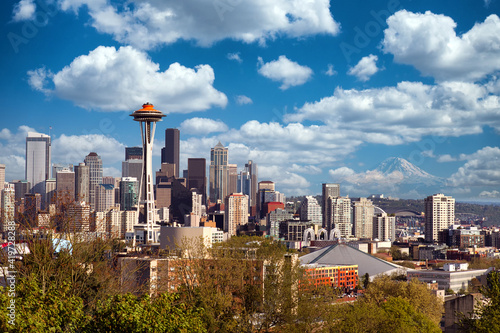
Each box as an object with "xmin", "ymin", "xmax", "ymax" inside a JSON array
[{"xmin": 130, "ymin": 103, "xmax": 165, "ymax": 245}]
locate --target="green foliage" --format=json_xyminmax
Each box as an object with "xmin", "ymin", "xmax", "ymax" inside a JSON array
[
  {"xmin": 362, "ymin": 272, "xmax": 370, "ymax": 289},
  {"xmin": 460, "ymin": 270, "xmax": 500, "ymax": 333},
  {"xmin": 390, "ymin": 245, "xmax": 411, "ymax": 261},
  {"xmin": 331, "ymin": 297, "xmax": 441, "ymax": 333},
  {"xmin": 0, "ymin": 278, "xmax": 206, "ymax": 333},
  {"xmin": 361, "ymin": 275, "xmax": 443, "ymax": 325},
  {"xmin": 88, "ymin": 293, "xmax": 206, "ymax": 333},
  {"xmin": 469, "ymin": 258, "xmax": 500, "ymax": 270},
  {"xmin": 0, "ymin": 276, "xmax": 88, "ymax": 332}
]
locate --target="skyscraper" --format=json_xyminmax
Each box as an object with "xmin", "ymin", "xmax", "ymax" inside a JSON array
[
  {"xmin": 424, "ymin": 193, "xmax": 455, "ymax": 243},
  {"xmin": 238, "ymin": 161, "xmax": 259, "ymax": 212},
  {"xmin": 161, "ymin": 128, "xmax": 180, "ymax": 178},
  {"xmin": 95, "ymin": 183, "xmax": 115, "ymax": 212},
  {"xmin": 84, "ymin": 152, "xmax": 103, "ymax": 211},
  {"xmin": 0, "ymin": 164, "xmax": 5, "ymax": 188},
  {"xmin": 322, "ymin": 183, "xmax": 340, "ymax": 228},
  {"xmin": 300, "ymin": 196, "xmax": 322, "ymax": 225},
  {"xmin": 352, "ymin": 197, "xmax": 374, "ymax": 239},
  {"xmin": 12, "ymin": 180, "xmax": 31, "ymax": 203},
  {"xmin": 224, "ymin": 193, "xmax": 249, "ymax": 236},
  {"xmin": 120, "ymin": 177, "xmax": 139, "ymax": 211},
  {"xmin": 56, "ymin": 169, "xmax": 75, "ymax": 205},
  {"xmin": 44, "ymin": 179, "xmax": 56, "ymax": 208},
  {"xmin": 373, "ymin": 212, "xmax": 396, "ymax": 241},
  {"xmin": 187, "ymin": 158, "xmax": 206, "ymax": 205},
  {"xmin": 327, "ymin": 196, "xmax": 352, "ymax": 237},
  {"xmin": 209, "ymin": 142, "xmax": 228, "ymax": 203},
  {"xmin": 25, "ymin": 132, "xmax": 51, "ymax": 198},
  {"xmin": 227, "ymin": 164, "xmax": 238, "ymax": 195},
  {"xmin": 74, "ymin": 163, "xmax": 89, "ymax": 203},
  {"xmin": 125, "ymin": 147, "xmax": 143, "ymax": 160}
]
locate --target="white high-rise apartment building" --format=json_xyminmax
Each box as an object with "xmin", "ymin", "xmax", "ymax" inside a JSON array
[
  {"xmin": 425, "ymin": 193, "xmax": 455, "ymax": 243},
  {"xmin": 300, "ymin": 196, "xmax": 322, "ymax": 225},
  {"xmin": 224, "ymin": 193, "xmax": 248, "ymax": 236},
  {"xmin": 373, "ymin": 212, "xmax": 396, "ymax": 241},
  {"xmin": 353, "ymin": 197, "xmax": 375, "ymax": 239},
  {"xmin": 327, "ymin": 196, "xmax": 352, "ymax": 237},
  {"xmin": 26, "ymin": 132, "xmax": 51, "ymax": 199}
]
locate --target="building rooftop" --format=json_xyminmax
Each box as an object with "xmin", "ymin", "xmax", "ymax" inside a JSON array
[{"xmin": 300, "ymin": 243, "xmax": 409, "ymax": 278}]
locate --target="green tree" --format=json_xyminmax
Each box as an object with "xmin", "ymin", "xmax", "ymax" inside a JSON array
[
  {"xmin": 331, "ymin": 297, "xmax": 441, "ymax": 333},
  {"xmin": 459, "ymin": 270, "xmax": 500, "ymax": 332},
  {"xmin": 361, "ymin": 275, "xmax": 443, "ymax": 325},
  {"xmin": 362, "ymin": 272, "xmax": 370, "ymax": 288},
  {"xmin": 87, "ymin": 293, "xmax": 206, "ymax": 333},
  {"xmin": 0, "ymin": 276, "xmax": 88, "ymax": 332}
]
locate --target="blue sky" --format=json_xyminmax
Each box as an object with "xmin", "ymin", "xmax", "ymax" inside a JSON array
[{"xmin": 1, "ymin": 0, "xmax": 499, "ymax": 201}]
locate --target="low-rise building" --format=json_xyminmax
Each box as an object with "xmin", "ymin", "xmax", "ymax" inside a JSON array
[
  {"xmin": 407, "ymin": 267, "xmax": 490, "ymax": 292},
  {"xmin": 159, "ymin": 226, "xmax": 224, "ymax": 250},
  {"xmin": 302, "ymin": 263, "xmax": 358, "ymax": 290}
]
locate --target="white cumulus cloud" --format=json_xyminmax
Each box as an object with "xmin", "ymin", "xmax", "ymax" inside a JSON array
[
  {"xmin": 58, "ymin": 0, "xmax": 339, "ymax": 49},
  {"xmin": 479, "ymin": 190, "xmax": 499, "ymax": 198},
  {"xmin": 325, "ymin": 64, "xmax": 337, "ymax": 76},
  {"xmin": 52, "ymin": 134, "xmax": 125, "ymax": 166},
  {"xmin": 227, "ymin": 52, "xmax": 242, "ymax": 63},
  {"xmin": 180, "ymin": 118, "xmax": 228, "ymax": 135},
  {"xmin": 437, "ymin": 154, "xmax": 457, "ymax": 163},
  {"xmin": 12, "ymin": 0, "xmax": 36, "ymax": 21},
  {"xmin": 28, "ymin": 45, "xmax": 227, "ymax": 113},
  {"xmin": 258, "ymin": 56, "xmax": 313, "ymax": 90},
  {"xmin": 448, "ymin": 146, "xmax": 500, "ymax": 187},
  {"xmin": 383, "ymin": 10, "xmax": 500, "ymax": 81},
  {"xmin": 348, "ymin": 54, "xmax": 379, "ymax": 81},
  {"xmin": 286, "ymin": 80, "xmax": 500, "ymax": 144},
  {"xmin": 235, "ymin": 95, "xmax": 253, "ymax": 105}
]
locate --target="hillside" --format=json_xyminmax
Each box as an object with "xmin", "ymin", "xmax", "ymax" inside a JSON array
[{"xmin": 288, "ymin": 196, "xmax": 500, "ymax": 226}]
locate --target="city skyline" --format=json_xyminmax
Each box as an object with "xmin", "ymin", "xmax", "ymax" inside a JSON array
[{"xmin": 1, "ymin": 0, "xmax": 500, "ymax": 201}]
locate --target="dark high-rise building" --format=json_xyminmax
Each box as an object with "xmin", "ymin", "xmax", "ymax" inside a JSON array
[
  {"xmin": 25, "ymin": 132, "xmax": 51, "ymax": 199},
  {"xmin": 12, "ymin": 180, "xmax": 31, "ymax": 203},
  {"xmin": 238, "ymin": 160, "xmax": 258, "ymax": 212},
  {"xmin": 56, "ymin": 169, "xmax": 75, "ymax": 205},
  {"xmin": 161, "ymin": 128, "xmax": 180, "ymax": 178},
  {"xmin": 228, "ymin": 164, "xmax": 238, "ymax": 195},
  {"xmin": 24, "ymin": 193, "xmax": 41, "ymax": 226},
  {"xmin": 322, "ymin": 183, "xmax": 340, "ymax": 228},
  {"xmin": 209, "ymin": 142, "xmax": 228, "ymax": 203},
  {"xmin": 120, "ymin": 177, "xmax": 139, "ymax": 211},
  {"xmin": 125, "ymin": 147, "xmax": 143, "ymax": 160},
  {"xmin": 187, "ymin": 158, "xmax": 206, "ymax": 205},
  {"xmin": 74, "ymin": 163, "xmax": 89, "ymax": 203}
]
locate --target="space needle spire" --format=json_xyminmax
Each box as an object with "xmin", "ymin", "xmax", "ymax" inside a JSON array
[{"xmin": 130, "ymin": 102, "xmax": 165, "ymax": 244}]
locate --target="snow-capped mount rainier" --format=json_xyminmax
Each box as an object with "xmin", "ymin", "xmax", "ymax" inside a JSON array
[{"xmin": 375, "ymin": 157, "xmax": 445, "ymax": 186}]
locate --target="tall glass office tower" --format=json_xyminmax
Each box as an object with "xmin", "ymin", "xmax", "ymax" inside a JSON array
[{"xmin": 25, "ymin": 132, "xmax": 51, "ymax": 199}]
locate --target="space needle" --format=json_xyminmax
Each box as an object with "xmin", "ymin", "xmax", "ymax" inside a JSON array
[{"xmin": 130, "ymin": 102, "xmax": 165, "ymax": 244}]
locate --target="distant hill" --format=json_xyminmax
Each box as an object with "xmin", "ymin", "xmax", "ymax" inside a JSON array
[
  {"xmin": 372, "ymin": 198, "xmax": 500, "ymax": 226},
  {"xmin": 288, "ymin": 196, "xmax": 500, "ymax": 227}
]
